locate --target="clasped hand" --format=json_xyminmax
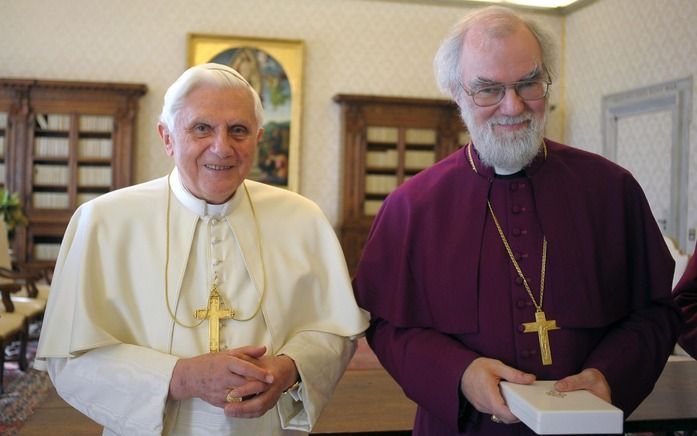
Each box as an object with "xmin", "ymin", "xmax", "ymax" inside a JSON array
[
  {"xmin": 461, "ymin": 357, "xmax": 611, "ymax": 425},
  {"xmin": 169, "ymin": 345, "xmax": 298, "ymax": 418}
]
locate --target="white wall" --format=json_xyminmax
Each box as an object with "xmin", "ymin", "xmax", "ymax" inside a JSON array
[
  {"xmin": 0, "ymin": 0, "xmax": 562, "ymax": 226},
  {"xmin": 564, "ymin": 0, "xmax": 697, "ymax": 253}
]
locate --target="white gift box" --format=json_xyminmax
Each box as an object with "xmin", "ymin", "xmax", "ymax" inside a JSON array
[{"xmin": 500, "ymin": 381, "xmax": 623, "ymax": 434}]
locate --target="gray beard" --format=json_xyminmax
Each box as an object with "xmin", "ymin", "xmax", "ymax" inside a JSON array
[{"xmin": 460, "ymin": 108, "xmax": 547, "ymax": 173}]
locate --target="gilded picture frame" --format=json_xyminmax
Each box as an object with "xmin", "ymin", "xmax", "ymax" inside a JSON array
[{"xmin": 188, "ymin": 34, "xmax": 304, "ymax": 192}]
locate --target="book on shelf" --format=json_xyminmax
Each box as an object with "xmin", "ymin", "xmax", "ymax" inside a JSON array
[
  {"xmin": 79, "ymin": 115, "xmax": 113, "ymax": 132},
  {"xmin": 364, "ymin": 200, "xmax": 383, "ymax": 216},
  {"xmin": 34, "ymin": 164, "xmax": 69, "ymax": 185},
  {"xmin": 0, "ymin": 113, "xmax": 7, "ymax": 129},
  {"xmin": 366, "ymin": 149, "xmax": 398, "ymax": 168},
  {"xmin": 367, "ymin": 126, "xmax": 398, "ymax": 144},
  {"xmin": 35, "ymin": 113, "xmax": 49, "ymax": 130},
  {"xmin": 365, "ymin": 174, "xmax": 397, "ymax": 194},
  {"xmin": 78, "ymin": 166, "xmax": 112, "ymax": 187},
  {"xmin": 32, "ymin": 192, "xmax": 69, "ymax": 209},
  {"xmin": 33, "ymin": 243, "xmax": 61, "ymax": 261},
  {"xmin": 46, "ymin": 114, "xmax": 70, "ymax": 131},
  {"xmin": 0, "ymin": 164, "xmax": 5, "ymax": 184},
  {"xmin": 0, "ymin": 136, "xmax": 4, "ymax": 156},
  {"xmin": 78, "ymin": 138, "xmax": 113, "ymax": 158},
  {"xmin": 405, "ymin": 128, "xmax": 436, "ymax": 145},
  {"xmin": 34, "ymin": 137, "xmax": 70, "ymax": 158},
  {"xmin": 36, "ymin": 113, "xmax": 70, "ymax": 131},
  {"xmin": 404, "ymin": 150, "xmax": 435, "ymax": 168}
]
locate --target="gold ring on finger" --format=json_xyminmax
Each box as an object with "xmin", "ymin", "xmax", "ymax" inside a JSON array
[
  {"xmin": 491, "ymin": 414, "xmax": 503, "ymax": 424},
  {"xmin": 226, "ymin": 391, "xmax": 243, "ymax": 403}
]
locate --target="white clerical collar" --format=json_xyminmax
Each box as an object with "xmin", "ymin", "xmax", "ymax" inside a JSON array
[
  {"xmin": 494, "ymin": 165, "xmax": 523, "ymax": 176},
  {"xmin": 169, "ymin": 168, "xmax": 243, "ymax": 217}
]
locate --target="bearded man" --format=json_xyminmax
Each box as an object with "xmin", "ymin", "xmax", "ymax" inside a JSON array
[{"xmin": 352, "ymin": 6, "xmax": 681, "ymax": 435}]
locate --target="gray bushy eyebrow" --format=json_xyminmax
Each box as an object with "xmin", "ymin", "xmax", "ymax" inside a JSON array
[{"xmin": 468, "ymin": 65, "xmax": 542, "ymax": 89}]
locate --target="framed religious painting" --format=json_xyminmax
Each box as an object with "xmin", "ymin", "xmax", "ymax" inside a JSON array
[{"xmin": 188, "ymin": 34, "xmax": 304, "ymax": 192}]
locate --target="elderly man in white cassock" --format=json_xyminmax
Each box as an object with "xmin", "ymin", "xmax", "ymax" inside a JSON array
[{"xmin": 34, "ymin": 63, "xmax": 369, "ymax": 435}]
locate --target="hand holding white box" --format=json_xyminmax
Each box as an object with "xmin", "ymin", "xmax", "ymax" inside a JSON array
[{"xmin": 500, "ymin": 380, "xmax": 623, "ymax": 434}]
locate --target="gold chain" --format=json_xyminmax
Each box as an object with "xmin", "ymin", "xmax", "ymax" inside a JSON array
[
  {"xmin": 164, "ymin": 175, "xmax": 267, "ymax": 328},
  {"xmin": 487, "ymin": 202, "xmax": 547, "ymax": 312},
  {"xmin": 467, "ymin": 142, "xmax": 547, "ymax": 312}
]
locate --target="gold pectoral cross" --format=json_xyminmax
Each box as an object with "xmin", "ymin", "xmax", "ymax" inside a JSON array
[
  {"xmin": 194, "ymin": 286, "xmax": 233, "ymax": 352},
  {"xmin": 523, "ymin": 310, "xmax": 559, "ymax": 366}
]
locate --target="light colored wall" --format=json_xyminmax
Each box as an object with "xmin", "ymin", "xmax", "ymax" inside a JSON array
[
  {"xmin": 0, "ymin": 0, "xmax": 562, "ymax": 226},
  {"xmin": 564, "ymin": 0, "xmax": 697, "ymax": 253}
]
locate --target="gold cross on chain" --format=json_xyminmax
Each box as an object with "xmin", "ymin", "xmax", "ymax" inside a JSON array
[
  {"xmin": 194, "ymin": 286, "xmax": 233, "ymax": 352},
  {"xmin": 523, "ymin": 310, "xmax": 559, "ymax": 365}
]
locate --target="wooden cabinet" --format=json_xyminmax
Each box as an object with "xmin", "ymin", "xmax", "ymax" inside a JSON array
[
  {"xmin": 0, "ymin": 79, "xmax": 146, "ymax": 266},
  {"xmin": 335, "ymin": 94, "xmax": 469, "ymax": 274}
]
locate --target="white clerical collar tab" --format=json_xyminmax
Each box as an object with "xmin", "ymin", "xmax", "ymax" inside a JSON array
[
  {"xmin": 494, "ymin": 165, "xmax": 523, "ymax": 176},
  {"xmin": 169, "ymin": 168, "xmax": 242, "ymax": 217}
]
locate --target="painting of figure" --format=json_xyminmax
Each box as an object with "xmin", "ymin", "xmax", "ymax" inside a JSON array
[{"xmin": 188, "ymin": 35, "xmax": 303, "ymax": 191}]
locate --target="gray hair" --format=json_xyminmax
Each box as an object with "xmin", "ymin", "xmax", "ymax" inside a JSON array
[
  {"xmin": 433, "ymin": 6, "xmax": 557, "ymax": 105},
  {"xmin": 159, "ymin": 63, "xmax": 264, "ymax": 130}
]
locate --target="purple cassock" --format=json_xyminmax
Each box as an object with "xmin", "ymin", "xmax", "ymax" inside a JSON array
[
  {"xmin": 353, "ymin": 140, "xmax": 682, "ymax": 435},
  {"xmin": 674, "ymin": 245, "xmax": 697, "ymax": 358}
]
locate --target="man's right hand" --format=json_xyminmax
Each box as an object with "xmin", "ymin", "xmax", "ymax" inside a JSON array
[
  {"xmin": 460, "ymin": 357, "xmax": 535, "ymax": 424},
  {"xmin": 168, "ymin": 345, "xmax": 273, "ymax": 408}
]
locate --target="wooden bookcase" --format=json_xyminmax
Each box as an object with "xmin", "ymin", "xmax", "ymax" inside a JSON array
[
  {"xmin": 0, "ymin": 79, "xmax": 146, "ymax": 266},
  {"xmin": 335, "ymin": 94, "xmax": 469, "ymax": 274}
]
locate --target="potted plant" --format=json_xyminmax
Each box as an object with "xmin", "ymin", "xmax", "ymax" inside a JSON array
[{"xmin": 0, "ymin": 188, "xmax": 27, "ymax": 235}]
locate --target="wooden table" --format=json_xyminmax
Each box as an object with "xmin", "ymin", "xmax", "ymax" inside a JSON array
[{"xmin": 624, "ymin": 359, "xmax": 697, "ymax": 432}]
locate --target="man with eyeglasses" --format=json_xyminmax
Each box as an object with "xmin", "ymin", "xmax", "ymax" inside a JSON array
[{"xmin": 353, "ymin": 6, "xmax": 681, "ymax": 435}]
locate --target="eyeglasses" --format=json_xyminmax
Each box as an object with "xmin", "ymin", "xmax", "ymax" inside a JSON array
[{"xmin": 462, "ymin": 78, "xmax": 552, "ymax": 107}]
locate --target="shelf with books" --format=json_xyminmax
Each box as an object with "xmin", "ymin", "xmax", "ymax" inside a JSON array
[
  {"xmin": 363, "ymin": 200, "xmax": 384, "ymax": 216},
  {"xmin": 78, "ymin": 137, "xmax": 113, "ymax": 159},
  {"xmin": 35, "ymin": 113, "xmax": 71, "ymax": 132},
  {"xmin": 34, "ymin": 136, "xmax": 70, "ymax": 160},
  {"xmin": 364, "ymin": 174, "xmax": 397, "ymax": 195},
  {"xmin": 335, "ymin": 94, "xmax": 466, "ymax": 274},
  {"xmin": 79, "ymin": 114, "xmax": 114, "ymax": 133},
  {"xmin": 31, "ymin": 235, "xmax": 63, "ymax": 261},
  {"xmin": 0, "ymin": 77, "xmax": 146, "ymax": 265},
  {"xmin": 33, "ymin": 163, "xmax": 69, "ymax": 186},
  {"xmin": 366, "ymin": 149, "xmax": 398, "ymax": 170},
  {"xmin": 77, "ymin": 165, "xmax": 112, "ymax": 188},
  {"xmin": 32, "ymin": 192, "xmax": 70, "ymax": 210}
]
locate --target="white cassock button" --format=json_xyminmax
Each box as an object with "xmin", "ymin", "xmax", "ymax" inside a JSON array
[
  {"xmin": 210, "ymin": 218, "xmax": 218, "ymax": 225},
  {"xmin": 212, "ymin": 259, "xmax": 222, "ymax": 266},
  {"xmin": 211, "ymin": 237, "xmax": 220, "ymax": 244}
]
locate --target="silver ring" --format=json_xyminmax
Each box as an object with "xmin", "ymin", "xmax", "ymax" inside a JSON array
[
  {"xmin": 491, "ymin": 414, "xmax": 503, "ymax": 424},
  {"xmin": 226, "ymin": 391, "xmax": 243, "ymax": 403}
]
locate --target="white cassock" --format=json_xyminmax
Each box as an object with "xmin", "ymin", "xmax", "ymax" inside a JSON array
[{"xmin": 35, "ymin": 168, "xmax": 369, "ymax": 436}]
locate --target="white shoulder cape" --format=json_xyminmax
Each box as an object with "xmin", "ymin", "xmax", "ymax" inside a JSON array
[{"xmin": 36, "ymin": 175, "xmax": 369, "ymax": 362}]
